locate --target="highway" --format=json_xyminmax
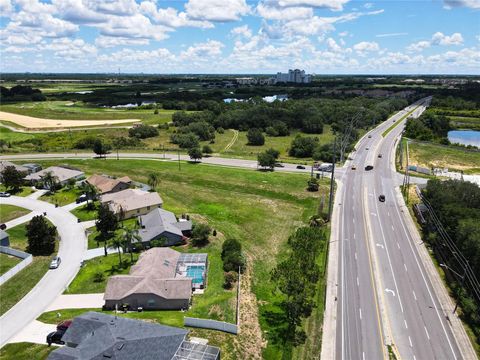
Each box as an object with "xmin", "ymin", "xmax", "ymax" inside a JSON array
[{"xmin": 333, "ymin": 98, "xmax": 468, "ymax": 360}]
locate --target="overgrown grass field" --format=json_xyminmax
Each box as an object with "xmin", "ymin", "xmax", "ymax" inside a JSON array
[
  {"xmin": 0, "ymin": 253, "xmax": 21, "ymax": 276},
  {"xmin": 0, "ymin": 204, "xmax": 30, "ymax": 223}
]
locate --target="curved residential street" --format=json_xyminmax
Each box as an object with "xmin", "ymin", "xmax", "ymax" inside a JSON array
[{"xmin": 0, "ymin": 196, "xmax": 87, "ymax": 347}]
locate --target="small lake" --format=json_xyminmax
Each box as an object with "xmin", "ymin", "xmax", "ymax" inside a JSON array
[
  {"xmin": 223, "ymin": 94, "xmax": 289, "ymax": 104},
  {"xmin": 448, "ymin": 130, "xmax": 480, "ymax": 148}
]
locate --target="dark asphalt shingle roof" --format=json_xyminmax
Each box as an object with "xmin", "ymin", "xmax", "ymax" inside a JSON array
[{"xmin": 138, "ymin": 208, "xmax": 192, "ymax": 243}]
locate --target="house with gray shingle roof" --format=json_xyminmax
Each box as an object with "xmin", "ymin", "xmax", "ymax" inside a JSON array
[
  {"xmin": 48, "ymin": 311, "xmax": 220, "ymax": 360},
  {"xmin": 100, "ymin": 189, "xmax": 163, "ymax": 219},
  {"xmin": 138, "ymin": 208, "xmax": 192, "ymax": 246}
]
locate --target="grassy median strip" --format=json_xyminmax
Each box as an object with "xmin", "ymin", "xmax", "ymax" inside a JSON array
[
  {"xmin": 382, "ymin": 106, "xmax": 419, "ymax": 138},
  {"xmin": 0, "ymin": 204, "xmax": 30, "ymax": 223}
]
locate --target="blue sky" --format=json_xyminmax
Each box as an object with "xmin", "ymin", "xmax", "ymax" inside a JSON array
[{"xmin": 1, "ymin": 0, "xmax": 479, "ymax": 74}]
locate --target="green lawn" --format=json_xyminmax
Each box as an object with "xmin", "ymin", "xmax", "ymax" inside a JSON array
[
  {"xmin": 30, "ymin": 158, "xmax": 328, "ymax": 358},
  {"xmin": 0, "ymin": 342, "xmax": 54, "ymax": 360},
  {"xmin": 0, "ymin": 256, "xmax": 51, "ymax": 316},
  {"xmin": 40, "ymin": 187, "xmax": 83, "ymax": 206},
  {"xmin": 0, "ymin": 204, "xmax": 30, "ymax": 223},
  {"xmin": 0, "ymin": 184, "xmax": 35, "ymax": 197},
  {"xmin": 407, "ymin": 140, "xmax": 480, "ymax": 172},
  {"xmin": 0, "ymin": 253, "xmax": 21, "ymax": 276},
  {"xmin": 70, "ymin": 202, "xmax": 98, "ymax": 222},
  {"xmin": 86, "ymin": 218, "xmax": 138, "ymax": 250},
  {"xmin": 6, "ymin": 223, "xmax": 28, "ymax": 251}
]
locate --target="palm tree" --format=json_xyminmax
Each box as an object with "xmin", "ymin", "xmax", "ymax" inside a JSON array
[
  {"xmin": 123, "ymin": 228, "xmax": 141, "ymax": 263},
  {"xmin": 79, "ymin": 182, "xmax": 98, "ymax": 209},
  {"xmin": 41, "ymin": 171, "xmax": 59, "ymax": 193},
  {"xmin": 110, "ymin": 236, "xmax": 123, "ymax": 266},
  {"xmin": 147, "ymin": 173, "xmax": 160, "ymax": 191}
]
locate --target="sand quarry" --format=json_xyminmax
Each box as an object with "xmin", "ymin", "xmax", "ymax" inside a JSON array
[{"xmin": 0, "ymin": 111, "xmax": 140, "ymax": 129}]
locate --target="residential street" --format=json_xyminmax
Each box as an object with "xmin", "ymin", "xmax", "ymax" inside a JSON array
[{"xmin": 0, "ymin": 196, "xmax": 86, "ymax": 347}]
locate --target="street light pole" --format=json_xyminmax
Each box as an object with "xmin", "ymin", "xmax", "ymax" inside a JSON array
[
  {"xmin": 440, "ymin": 263, "xmax": 467, "ymax": 313},
  {"xmin": 328, "ymin": 137, "xmax": 336, "ymax": 222}
]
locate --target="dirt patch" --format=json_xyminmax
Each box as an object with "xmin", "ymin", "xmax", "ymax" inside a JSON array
[
  {"xmin": 233, "ymin": 253, "xmax": 266, "ymax": 359},
  {"xmin": 0, "ymin": 111, "xmax": 140, "ymax": 129}
]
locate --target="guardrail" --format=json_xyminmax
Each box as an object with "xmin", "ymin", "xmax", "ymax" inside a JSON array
[
  {"xmin": 184, "ymin": 317, "xmax": 238, "ymax": 334},
  {"xmin": 0, "ymin": 246, "xmax": 32, "ymax": 285}
]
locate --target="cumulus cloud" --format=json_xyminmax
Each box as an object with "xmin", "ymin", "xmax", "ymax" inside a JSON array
[
  {"xmin": 231, "ymin": 25, "xmax": 253, "ymax": 38},
  {"xmin": 353, "ymin": 41, "xmax": 379, "ymax": 56},
  {"xmin": 41, "ymin": 38, "xmax": 97, "ymax": 59},
  {"xmin": 184, "ymin": 0, "xmax": 251, "ymax": 22},
  {"xmin": 0, "ymin": 0, "xmax": 13, "ymax": 16},
  {"xmin": 180, "ymin": 40, "xmax": 225, "ymax": 60},
  {"xmin": 406, "ymin": 40, "xmax": 431, "ymax": 53},
  {"xmin": 443, "ymin": 0, "xmax": 480, "ymax": 9},
  {"xmin": 139, "ymin": 1, "xmax": 213, "ymax": 28},
  {"xmin": 326, "ymin": 37, "xmax": 342, "ymax": 52},
  {"xmin": 257, "ymin": 1, "xmax": 312, "ymax": 20},
  {"xmin": 276, "ymin": 0, "xmax": 350, "ymax": 11},
  {"xmin": 406, "ymin": 32, "xmax": 464, "ymax": 52}
]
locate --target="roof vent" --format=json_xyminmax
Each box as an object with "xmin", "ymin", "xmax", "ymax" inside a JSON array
[{"xmin": 103, "ymin": 352, "xmax": 112, "ymax": 358}]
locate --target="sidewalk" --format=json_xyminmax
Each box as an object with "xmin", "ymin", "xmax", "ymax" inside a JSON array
[
  {"xmin": 4, "ymin": 211, "xmax": 38, "ymax": 228},
  {"xmin": 46, "ymin": 293, "xmax": 104, "ymax": 311},
  {"xmin": 83, "ymin": 246, "xmax": 122, "ymax": 260}
]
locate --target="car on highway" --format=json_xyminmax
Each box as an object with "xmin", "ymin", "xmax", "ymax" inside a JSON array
[
  {"xmin": 365, "ymin": 165, "xmax": 374, "ymax": 171},
  {"xmin": 368, "ymin": 135, "xmax": 372, "ymax": 138},
  {"xmin": 0, "ymin": 192, "xmax": 11, "ymax": 197},
  {"xmin": 46, "ymin": 330, "xmax": 65, "ymax": 346},
  {"xmin": 378, "ymin": 154, "xmax": 383, "ymax": 158},
  {"xmin": 296, "ymin": 165, "xmax": 306, "ymax": 169},
  {"xmin": 274, "ymin": 163, "xmax": 285, "ymax": 168},
  {"xmin": 351, "ymin": 165, "xmax": 356, "ymax": 170},
  {"xmin": 379, "ymin": 195, "xmax": 385, "ymax": 202},
  {"xmin": 365, "ymin": 147, "xmax": 369, "ymax": 150},
  {"xmin": 49, "ymin": 256, "xmax": 61, "ymax": 269}
]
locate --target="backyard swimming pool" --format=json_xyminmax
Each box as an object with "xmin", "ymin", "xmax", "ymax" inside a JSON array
[{"xmin": 186, "ymin": 265, "xmax": 205, "ymax": 285}]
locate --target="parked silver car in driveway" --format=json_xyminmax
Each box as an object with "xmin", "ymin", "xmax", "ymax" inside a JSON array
[
  {"xmin": 49, "ymin": 256, "xmax": 61, "ymax": 269},
  {"xmin": 0, "ymin": 192, "xmax": 11, "ymax": 197}
]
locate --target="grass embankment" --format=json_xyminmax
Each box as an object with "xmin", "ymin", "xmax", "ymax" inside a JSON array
[
  {"xmin": 0, "ymin": 253, "xmax": 21, "ymax": 276},
  {"xmin": 408, "ymin": 140, "xmax": 480, "ymax": 173},
  {"xmin": 382, "ymin": 106, "xmax": 418, "ymax": 137},
  {"xmin": 0, "ymin": 204, "xmax": 30, "ymax": 223},
  {"xmin": 30, "ymin": 158, "xmax": 328, "ymax": 358},
  {"xmin": 0, "ymin": 342, "xmax": 54, "ymax": 360}
]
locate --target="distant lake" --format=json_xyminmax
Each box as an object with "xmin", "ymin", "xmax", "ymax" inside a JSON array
[
  {"xmin": 223, "ymin": 94, "xmax": 288, "ymax": 103},
  {"xmin": 448, "ymin": 130, "xmax": 480, "ymax": 148}
]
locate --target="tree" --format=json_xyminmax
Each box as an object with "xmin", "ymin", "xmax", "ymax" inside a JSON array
[
  {"xmin": 147, "ymin": 173, "xmax": 160, "ymax": 190},
  {"xmin": 289, "ymin": 135, "xmax": 319, "ymax": 158},
  {"xmin": 41, "ymin": 171, "xmax": 59, "ymax": 193},
  {"xmin": 92, "ymin": 139, "xmax": 111, "ymax": 158},
  {"xmin": 26, "ymin": 215, "xmax": 57, "ymax": 256},
  {"xmin": 110, "ymin": 235, "xmax": 123, "ymax": 265},
  {"xmin": 170, "ymin": 132, "xmax": 200, "ymax": 149},
  {"xmin": 257, "ymin": 151, "xmax": 276, "ymax": 170},
  {"xmin": 123, "ymin": 228, "xmax": 141, "ymax": 262},
  {"xmin": 128, "ymin": 124, "xmax": 159, "ymax": 139},
  {"xmin": 202, "ymin": 145, "xmax": 213, "ymax": 155},
  {"xmin": 79, "ymin": 181, "xmax": 98, "ymax": 209},
  {"xmin": 223, "ymin": 271, "xmax": 238, "ymax": 289},
  {"xmin": 1, "ymin": 166, "xmax": 24, "ymax": 192},
  {"xmin": 191, "ymin": 223, "xmax": 211, "ymax": 246},
  {"xmin": 188, "ymin": 147, "xmax": 203, "ymax": 162},
  {"xmin": 96, "ymin": 204, "xmax": 118, "ymax": 256},
  {"xmin": 247, "ymin": 128, "xmax": 265, "ymax": 146},
  {"xmin": 307, "ymin": 178, "xmax": 319, "ymax": 192},
  {"xmin": 221, "ymin": 238, "xmax": 245, "ymax": 273}
]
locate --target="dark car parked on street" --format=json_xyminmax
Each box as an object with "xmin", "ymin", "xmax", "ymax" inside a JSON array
[
  {"xmin": 47, "ymin": 330, "xmax": 65, "ymax": 346},
  {"xmin": 379, "ymin": 195, "xmax": 386, "ymax": 202},
  {"xmin": 296, "ymin": 165, "xmax": 306, "ymax": 169}
]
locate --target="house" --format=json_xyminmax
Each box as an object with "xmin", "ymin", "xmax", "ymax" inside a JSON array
[
  {"xmin": 138, "ymin": 208, "xmax": 192, "ymax": 246},
  {"xmin": 100, "ymin": 189, "xmax": 162, "ymax": 219},
  {"xmin": 48, "ymin": 311, "xmax": 220, "ymax": 360},
  {"xmin": 86, "ymin": 174, "xmax": 131, "ymax": 195},
  {"xmin": 0, "ymin": 161, "xmax": 29, "ymax": 175},
  {"xmin": 25, "ymin": 166, "xmax": 84, "ymax": 187},
  {"xmin": 0, "ymin": 230, "xmax": 9, "ymax": 247},
  {"xmin": 21, "ymin": 163, "xmax": 42, "ymax": 174},
  {"xmin": 104, "ymin": 248, "xmax": 208, "ymax": 310}
]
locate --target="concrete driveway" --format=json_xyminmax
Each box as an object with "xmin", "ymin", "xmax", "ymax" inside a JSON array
[{"xmin": 0, "ymin": 196, "xmax": 87, "ymax": 347}]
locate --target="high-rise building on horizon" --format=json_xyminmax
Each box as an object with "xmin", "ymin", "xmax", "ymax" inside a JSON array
[{"xmin": 275, "ymin": 69, "xmax": 311, "ymax": 84}]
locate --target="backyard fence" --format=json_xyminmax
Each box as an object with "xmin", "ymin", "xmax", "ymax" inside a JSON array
[
  {"xmin": 184, "ymin": 317, "xmax": 238, "ymax": 334},
  {"xmin": 0, "ymin": 246, "xmax": 32, "ymax": 286}
]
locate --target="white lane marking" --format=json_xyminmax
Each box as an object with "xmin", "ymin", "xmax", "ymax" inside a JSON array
[
  {"xmin": 409, "ymin": 336, "xmax": 413, "ymax": 347},
  {"xmin": 357, "ymin": 277, "xmax": 359, "ymax": 287},
  {"xmin": 354, "ymin": 252, "xmax": 357, "ymax": 260},
  {"xmin": 391, "ymin": 225, "xmax": 395, "ymax": 231},
  {"xmin": 362, "ymin": 352, "xmax": 365, "ymax": 360},
  {"xmin": 388, "ymin": 211, "xmax": 390, "ymax": 217},
  {"xmin": 424, "ymin": 326, "xmax": 430, "ymax": 340},
  {"xmin": 397, "ymin": 242, "xmax": 400, "ymax": 249},
  {"xmin": 414, "ymin": 356, "xmax": 417, "ymax": 360},
  {"xmin": 413, "ymin": 290, "xmax": 417, "ymax": 301},
  {"xmin": 376, "ymin": 243, "xmax": 384, "ymax": 249},
  {"xmin": 359, "ymin": 308, "xmax": 362, "ymax": 320},
  {"xmin": 353, "ymin": 218, "xmax": 355, "ymax": 223},
  {"xmin": 353, "ymin": 233, "xmax": 356, "ymax": 239},
  {"xmin": 370, "ymin": 212, "xmax": 377, "ymax": 217},
  {"xmin": 385, "ymin": 288, "xmax": 396, "ymax": 296},
  {"xmin": 404, "ymin": 263, "xmax": 408, "ymax": 272},
  {"xmin": 404, "ymin": 319, "xmax": 408, "ymax": 329}
]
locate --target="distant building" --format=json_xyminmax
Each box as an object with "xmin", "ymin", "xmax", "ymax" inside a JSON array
[
  {"xmin": 22, "ymin": 163, "xmax": 42, "ymax": 174},
  {"xmin": 48, "ymin": 311, "xmax": 220, "ymax": 360},
  {"xmin": 236, "ymin": 77, "xmax": 257, "ymax": 85},
  {"xmin": 275, "ymin": 69, "xmax": 311, "ymax": 84},
  {"xmin": 100, "ymin": 188, "xmax": 163, "ymax": 219},
  {"xmin": 25, "ymin": 166, "xmax": 85, "ymax": 188},
  {"xmin": 0, "ymin": 161, "xmax": 29, "ymax": 175},
  {"xmin": 86, "ymin": 174, "xmax": 131, "ymax": 195}
]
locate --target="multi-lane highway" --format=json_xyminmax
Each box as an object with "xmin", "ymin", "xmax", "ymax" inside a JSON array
[{"xmin": 328, "ymin": 98, "xmax": 473, "ymax": 360}]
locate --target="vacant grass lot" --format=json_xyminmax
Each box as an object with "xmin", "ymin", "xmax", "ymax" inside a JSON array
[
  {"xmin": 0, "ymin": 256, "xmax": 51, "ymax": 316},
  {"xmin": 0, "ymin": 253, "xmax": 21, "ymax": 276},
  {"xmin": 40, "ymin": 187, "xmax": 83, "ymax": 206},
  {"xmin": 6, "ymin": 223, "xmax": 28, "ymax": 251},
  {"xmin": 0, "ymin": 342, "xmax": 55, "ymax": 360},
  {"xmin": 0, "ymin": 204, "xmax": 30, "ymax": 223},
  {"xmin": 28, "ymin": 158, "xmax": 328, "ymax": 359},
  {"xmin": 408, "ymin": 140, "xmax": 480, "ymax": 173}
]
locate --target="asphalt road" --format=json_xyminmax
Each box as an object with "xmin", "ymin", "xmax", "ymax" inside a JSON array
[
  {"xmin": 335, "ymin": 98, "xmax": 464, "ymax": 360},
  {"xmin": 0, "ymin": 196, "xmax": 86, "ymax": 347}
]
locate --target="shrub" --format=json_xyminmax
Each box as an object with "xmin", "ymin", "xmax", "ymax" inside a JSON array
[
  {"xmin": 202, "ymin": 145, "xmax": 213, "ymax": 154},
  {"xmin": 221, "ymin": 238, "xmax": 245, "ymax": 272},
  {"xmin": 217, "ymin": 127, "xmax": 225, "ymax": 134},
  {"xmin": 93, "ymin": 271, "xmax": 105, "ymax": 283},
  {"xmin": 223, "ymin": 271, "xmax": 238, "ymax": 289},
  {"xmin": 128, "ymin": 124, "xmax": 159, "ymax": 139},
  {"xmin": 170, "ymin": 132, "xmax": 200, "ymax": 149},
  {"xmin": 289, "ymin": 135, "xmax": 319, "ymax": 157},
  {"xmin": 191, "ymin": 223, "xmax": 211, "ymax": 247},
  {"xmin": 246, "ymin": 128, "xmax": 265, "ymax": 146}
]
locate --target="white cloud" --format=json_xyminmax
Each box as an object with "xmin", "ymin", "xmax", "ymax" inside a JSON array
[
  {"xmin": 231, "ymin": 25, "xmax": 253, "ymax": 38},
  {"xmin": 353, "ymin": 41, "xmax": 379, "ymax": 56},
  {"xmin": 96, "ymin": 0, "xmax": 139, "ymax": 16},
  {"xmin": 326, "ymin": 37, "xmax": 342, "ymax": 52},
  {"xmin": 406, "ymin": 40, "xmax": 431, "ymax": 52},
  {"xmin": 277, "ymin": 0, "xmax": 350, "ymax": 11},
  {"xmin": 364, "ymin": 2, "xmax": 373, "ymax": 8},
  {"xmin": 339, "ymin": 31, "xmax": 349, "ymax": 37},
  {"xmin": 95, "ymin": 36, "xmax": 149, "ymax": 48},
  {"xmin": 431, "ymin": 31, "xmax": 464, "ymax": 45},
  {"xmin": 376, "ymin": 32, "xmax": 408, "ymax": 38},
  {"xmin": 0, "ymin": 0, "xmax": 13, "ymax": 16},
  {"xmin": 257, "ymin": 1, "xmax": 312, "ymax": 20},
  {"xmin": 139, "ymin": 2, "xmax": 213, "ymax": 29},
  {"xmin": 443, "ymin": 0, "xmax": 480, "ymax": 9},
  {"xmin": 185, "ymin": 0, "xmax": 251, "ymax": 22},
  {"xmin": 41, "ymin": 38, "xmax": 97, "ymax": 59},
  {"xmin": 180, "ymin": 40, "xmax": 225, "ymax": 60}
]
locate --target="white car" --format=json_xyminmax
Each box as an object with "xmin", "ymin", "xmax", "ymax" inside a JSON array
[
  {"xmin": 0, "ymin": 192, "xmax": 11, "ymax": 197},
  {"xmin": 49, "ymin": 256, "xmax": 61, "ymax": 269}
]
